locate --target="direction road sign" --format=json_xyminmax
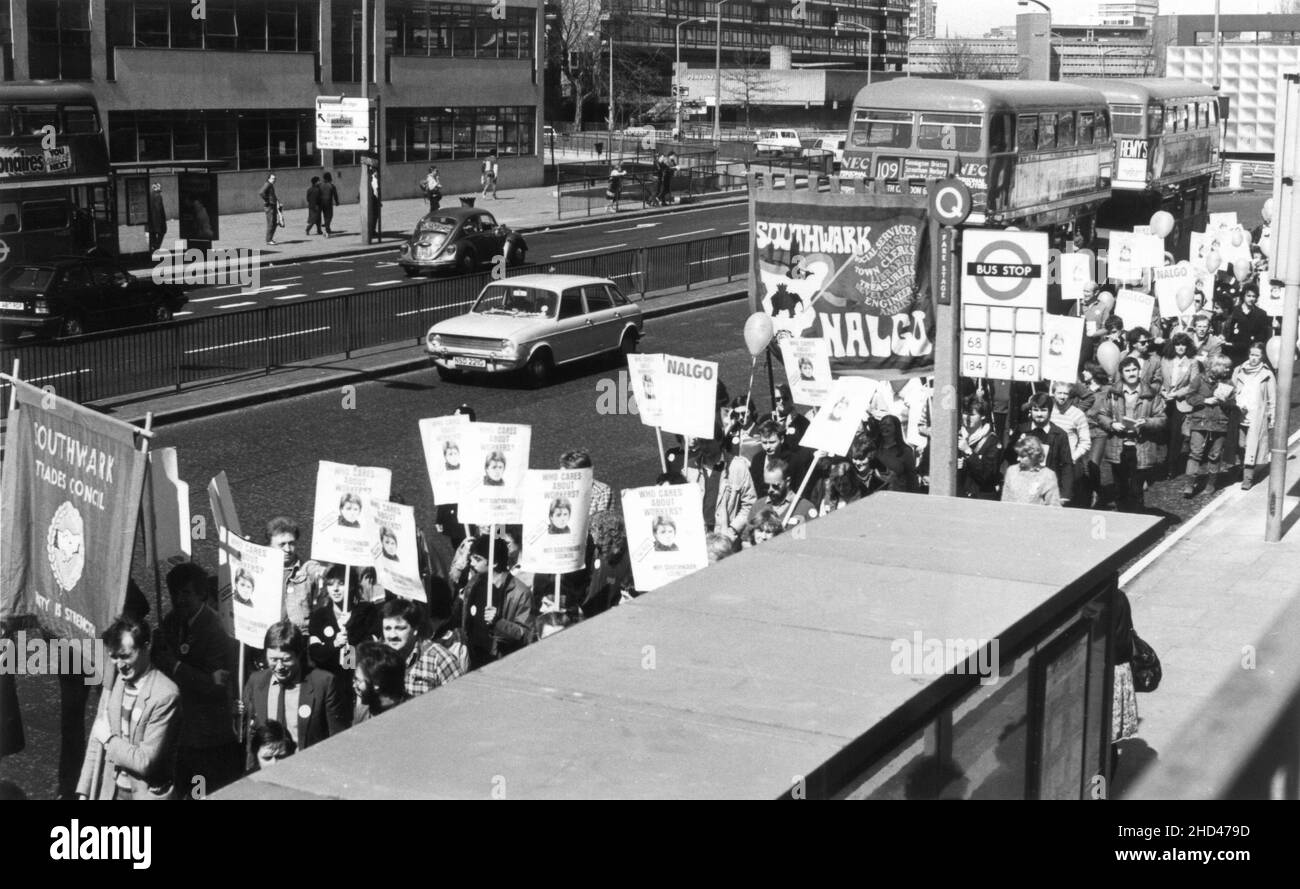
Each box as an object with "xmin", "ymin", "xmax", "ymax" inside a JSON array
[
  {"xmin": 960, "ymin": 229, "xmax": 1049, "ymax": 310},
  {"xmin": 315, "ymin": 97, "xmax": 371, "ymax": 151}
]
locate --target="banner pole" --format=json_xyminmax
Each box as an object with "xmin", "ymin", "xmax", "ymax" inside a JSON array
[
  {"xmin": 5, "ymin": 360, "xmax": 17, "ymax": 412},
  {"xmin": 745, "ymin": 355, "xmax": 757, "ymax": 417},
  {"xmin": 139, "ymin": 413, "xmax": 164, "ymax": 618},
  {"xmin": 655, "ymin": 427, "xmax": 667, "ymax": 474},
  {"xmin": 783, "ymin": 462, "xmax": 817, "ymax": 527},
  {"xmin": 487, "ymin": 525, "xmax": 497, "ymax": 641},
  {"xmin": 554, "ymin": 573, "xmax": 561, "ymax": 613}
]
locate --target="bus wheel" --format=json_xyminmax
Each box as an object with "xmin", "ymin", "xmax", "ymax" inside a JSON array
[{"xmin": 60, "ymin": 315, "xmax": 85, "ymax": 338}]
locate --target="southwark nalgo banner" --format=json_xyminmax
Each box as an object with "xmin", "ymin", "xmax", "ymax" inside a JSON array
[
  {"xmin": 0, "ymin": 379, "xmax": 148, "ymax": 640},
  {"xmin": 750, "ymin": 185, "xmax": 932, "ymax": 379}
]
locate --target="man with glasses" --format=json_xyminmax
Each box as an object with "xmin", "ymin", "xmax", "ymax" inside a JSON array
[
  {"xmin": 77, "ymin": 615, "xmax": 182, "ymax": 800},
  {"xmin": 1124, "ymin": 327, "xmax": 1163, "ymax": 393},
  {"xmin": 241, "ymin": 621, "xmax": 347, "ymax": 771},
  {"xmin": 771, "ymin": 383, "xmax": 810, "ymax": 446}
]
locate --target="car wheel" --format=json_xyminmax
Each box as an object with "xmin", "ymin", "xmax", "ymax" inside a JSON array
[
  {"xmin": 617, "ymin": 329, "xmax": 638, "ymax": 365},
  {"xmin": 153, "ymin": 303, "xmax": 174, "ymax": 323},
  {"xmin": 435, "ymin": 364, "xmax": 461, "ymax": 382},
  {"xmin": 523, "ymin": 350, "xmax": 552, "ymax": 388},
  {"xmin": 509, "ymin": 246, "xmax": 527, "ymax": 267},
  {"xmin": 0, "ymin": 328, "xmax": 21, "ymax": 345},
  {"xmin": 457, "ymin": 250, "xmax": 477, "ymax": 275},
  {"xmin": 60, "ymin": 314, "xmax": 85, "ymax": 338},
  {"xmin": 404, "ymin": 266, "xmax": 424, "ymax": 278}
]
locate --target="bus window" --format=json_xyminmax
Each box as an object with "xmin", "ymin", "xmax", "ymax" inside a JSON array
[
  {"xmin": 1078, "ymin": 111, "xmax": 1095, "ymax": 145},
  {"xmin": 1163, "ymin": 104, "xmax": 1178, "ymax": 133},
  {"xmin": 1111, "ymin": 104, "xmax": 1143, "ymax": 136},
  {"xmin": 1148, "ymin": 105, "xmax": 1165, "ymax": 135},
  {"xmin": 989, "ymin": 114, "xmax": 1012, "ymax": 152},
  {"xmin": 851, "ymin": 109, "xmax": 913, "ymax": 149},
  {"xmin": 22, "ymin": 201, "xmax": 69, "ymax": 231},
  {"xmin": 0, "ymin": 202, "xmax": 18, "ymax": 232},
  {"xmin": 918, "ymin": 112, "xmax": 982, "ymax": 152},
  {"xmin": 1095, "ymin": 112, "xmax": 1110, "ymax": 143},
  {"xmin": 13, "ymin": 105, "xmax": 58, "ymax": 136},
  {"xmin": 1038, "ymin": 113, "xmax": 1058, "ymax": 150},
  {"xmin": 1179, "ymin": 103, "xmax": 1191, "ymax": 131},
  {"xmin": 62, "ymin": 105, "xmax": 100, "ymax": 135},
  {"xmin": 1057, "ymin": 112, "xmax": 1076, "ymax": 147},
  {"xmin": 0, "ymin": 108, "xmax": 11, "ymax": 137},
  {"xmin": 1208, "ymin": 101, "xmax": 1218, "ymax": 125},
  {"xmin": 1016, "ymin": 115, "xmax": 1038, "ymax": 152}
]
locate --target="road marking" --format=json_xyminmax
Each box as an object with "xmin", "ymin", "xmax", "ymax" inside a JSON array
[
  {"xmin": 183, "ymin": 326, "xmax": 332, "ymax": 355},
  {"xmin": 318, "ymin": 287, "xmax": 351, "ymax": 294},
  {"xmin": 369, "ymin": 279, "xmax": 403, "ymax": 286},
  {"xmin": 273, "ymin": 294, "xmax": 307, "ymax": 300},
  {"xmin": 188, "ymin": 293, "xmax": 248, "ymax": 303},
  {"xmin": 271, "ymin": 275, "xmax": 303, "ymax": 282},
  {"xmin": 376, "ymin": 261, "xmax": 399, "ymax": 267},
  {"xmin": 723, "ymin": 229, "xmax": 749, "ymax": 235},
  {"xmin": 395, "ymin": 299, "xmax": 473, "ymax": 318},
  {"xmin": 322, "ymin": 269, "xmax": 353, "ymax": 276},
  {"xmin": 311, "ymin": 258, "xmax": 357, "ymax": 264},
  {"xmin": 1119, "ymin": 425, "xmax": 1300, "ymax": 588},
  {"xmin": 216, "ymin": 301, "xmax": 256, "ymax": 309},
  {"xmin": 174, "ymin": 311, "xmax": 193, "ymax": 316},
  {"xmin": 658, "ymin": 228, "xmax": 714, "ymax": 240},
  {"xmin": 552, "ymin": 244, "xmax": 626, "ymax": 258},
  {"xmin": 608, "ymin": 223, "xmax": 660, "ymax": 233}
]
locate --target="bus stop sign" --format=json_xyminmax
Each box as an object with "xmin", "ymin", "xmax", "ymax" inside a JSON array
[
  {"xmin": 961, "ymin": 229, "xmax": 1049, "ymax": 309},
  {"xmin": 928, "ymin": 177, "xmax": 971, "ymax": 227}
]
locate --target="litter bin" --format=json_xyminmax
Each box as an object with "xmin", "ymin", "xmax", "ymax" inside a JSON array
[
  {"xmin": 460, "ymin": 196, "xmax": 476, "ymax": 208},
  {"xmin": 594, "ymin": 141, "xmax": 604, "ymax": 159}
]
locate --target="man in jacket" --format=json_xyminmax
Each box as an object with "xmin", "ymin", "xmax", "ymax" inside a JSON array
[
  {"xmin": 151, "ymin": 562, "xmax": 240, "ymax": 798},
  {"xmin": 258, "ymin": 174, "xmax": 279, "ymax": 245},
  {"xmin": 146, "ymin": 182, "xmax": 167, "ymax": 254},
  {"xmin": 318, "ymin": 172, "xmax": 339, "ymax": 235},
  {"xmin": 1123, "ymin": 327, "xmax": 1163, "ymax": 392},
  {"xmin": 78, "ymin": 615, "xmax": 182, "ymax": 800},
  {"xmin": 1097, "ymin": 357, "xmax": 1167, "ymax": 513},
  {"xmin": 462, "ymin": 535, "xmax": 532, "ymax": 669},
  {"xmin": 683, "ymin": 435, "xmax": 757, "ymax": 540},
  {"xmin": 381, "ymin": 598, "xmax": 466, "ymax": 696},
  {"xmin": 241, "ymin": 621, "xmax": 347, "ymax": 771},
  {"xmin": 1223, "ymin": 285, "xmax": 1271, "ymax": 366},
  {"xmin": 266, "ymin": 516, "xmax": 326, "ymax": 631},
  {"xmin": 1005, "ymin": 393, "xmax": 1076, "ymax": 504},
  {"xmin": 749, "ymin": 419, "xmax": 812, "ymax": 498}
]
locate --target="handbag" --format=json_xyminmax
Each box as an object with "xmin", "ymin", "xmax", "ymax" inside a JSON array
[{"xmin": 1130, "ymin": 629, "xmax": 1162, "ymax": 693}]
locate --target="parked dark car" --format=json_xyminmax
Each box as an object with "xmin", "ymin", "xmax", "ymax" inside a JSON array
[
  {"xmin": 398, "ymin": 207, "xmax": 527, "ymax": 276},
  {"xmin": 0, "ymin": 256, "xmax": 187, "ymax": 342}
]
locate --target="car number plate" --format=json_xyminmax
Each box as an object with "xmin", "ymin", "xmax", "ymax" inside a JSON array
[
  {"xmin": 453, "ymin": 357, "xmax": 486, "ymax": 368},
  {"xmin": 0, "ymin": 301, "xmax": 25, "ymax": 311}
]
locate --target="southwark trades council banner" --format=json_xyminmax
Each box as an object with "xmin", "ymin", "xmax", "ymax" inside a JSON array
[
  {"xmin": 0, "ymin": 378, "xmax": 148, "ymax": 641},
  {"xmin": 311, "ymin": 461, "xmax": 393, "ymax": 565},
  {"xmin": 750, "ymin": 184, "xmax": 932, "ymax": 379},
  {"xmin": 519, "ymin": 468, "xmax": 593, "ymax": 575}
]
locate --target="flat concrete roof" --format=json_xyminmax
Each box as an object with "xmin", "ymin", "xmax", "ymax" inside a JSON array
[{"xmin": 216, "ymin": 493, "xmax": 1162, "ymax": 800}]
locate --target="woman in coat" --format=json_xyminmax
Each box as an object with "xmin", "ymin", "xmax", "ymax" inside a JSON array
[
  {"xmin": 1232, "ymin": 341, "xmax": 1277, "ymax": 491},
  {"xmin": 1159, "ymin": 331, "xmax": 1202, "ymax": 479},
  {"xmin": 957, "ymin": 397, "xmax": 1001, "ymax": 499}
]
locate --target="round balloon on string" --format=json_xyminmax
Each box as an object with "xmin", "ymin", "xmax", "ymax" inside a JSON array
[
  {"xmin": 1231, "ymin": 229, "xmax": 1245, "ymax": 247},
  {"xmin": 1233, "ymin": 259, "xmax": 1251, "ymax": 281},
  {"xmin": 1176, "ymin": 284, "xmax": 1196, "ymax": 313},
  {"xmin": 1206, "ymin": 250, "xmax": 1222, "ymax": 273},
  {"xmin": 1263, "ymin": 198, "xmax": 1275, "ymax": 224},
  {"xmin": 1149, "ymin": 210, "xmax": 1175, "ymax": 238},
  {"xmin": 743, "ymin": 312, "xmax": 774, "ymax": 357},
  {"xmin": 1097, "ymin": 340, "xmax": 1121, "ymax": 378},
  {"xmin": 1267, "ymin": 335, "xmax": 1282, "ymax": 368}
]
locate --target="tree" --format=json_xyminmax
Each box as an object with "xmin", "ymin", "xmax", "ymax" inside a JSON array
[
  {"xmin": 933, "ymin": 42, "xmax": 1018, "ymax": 80},
  {"xmin": 722, "ymin": 49, "xmax": 780, "ymax": 129},
  {"xmin": 552, "ymin": 0, "xmax": 603, "ymax": 130}
]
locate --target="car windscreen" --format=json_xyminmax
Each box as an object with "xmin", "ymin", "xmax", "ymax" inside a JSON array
[
  {"xmin": 0, "ymin": 266, "xmax": 56, "ymax": 293},
  {"xmin": 416, "ymin": 217, "xmax": 457, "ymax": 234},
  {"xmin": 471, "ymin": 285, "xmax": 557, "ymax": 317}
]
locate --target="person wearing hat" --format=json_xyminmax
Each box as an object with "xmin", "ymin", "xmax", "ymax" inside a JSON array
[{"xmin": 461, "ymin": 535, "xmax": 532, "ymax": 669}]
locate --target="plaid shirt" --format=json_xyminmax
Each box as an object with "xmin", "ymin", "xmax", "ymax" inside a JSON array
[
  {"xmin": 404, "ymin": 635, "xmax": 467, "ymax": 696},
  {"xmin": 588, "ymin": 479, "xmax": 613, "ymax": 516}
]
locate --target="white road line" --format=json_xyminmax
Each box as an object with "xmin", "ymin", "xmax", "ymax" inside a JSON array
[
  {"xmin": 552, "ymin": 244, "xmax": 626, "ymax": 258},
  {"xmin": 322, "ymin": 269, "xmax": 353, "ymax": 276},
  {"xmin": 395, "ymin": 299, "xmax": 474, "ymax": 318},
  {"xmin": 174, "ymin": 311, "xmax": 193, "ymax": 316},
  {"xmin": 188, "ymin": 293, "xmax": 244, "ymax": 303},
  {"xmin": 273, "ymin": 294, "xmax": 307, "ymax": 300},
  {"xmin": 317, "ymin": 287, "xmax": 351, "ymax": 294},
  {"xmin": 368, "ymin": 279, "xmax": 403, "ymax": 286},
  {"xmin": 1119, "ymin": 425, "xmax": 1300, "ymax": 588},
  {"xmin": 608, "ymin": 223, "xmax": 660, "ymax": 233},
  {"xmin": 724, "ymin": 228, "xmax": 749, "ymax": 235},
  {"xmin": 183, "ymin": 326, "xmax": 331, "ymax": 355},
  {"xmin": 309, "ymin": 258, "xmax": 357, "ymax": 264},
  {"xmin": 271, "ymin": 275, "xmax": 303, "ymax": 282},
  {"xmin": 216, "ymin": 301, "xmax": 256, "ymax": 309},
  {"xmin": 376, "ymin": 262, "xmax": 399, "ymax": 267},
  {"xmin": 658, "ymin": 228, "xmax": 714, "ymax": 240}
]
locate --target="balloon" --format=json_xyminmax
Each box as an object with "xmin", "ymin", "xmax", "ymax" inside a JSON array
[
  {"xmin": 1267, "ymin": 335, "xmax": 1282, "ymax": 368},
  {"xmin": 1233, "ymin": 259, "xmax": 1251, "ymax": 281},
  {"xmin": 1097, "ymin": 340, "xmax": 1121, "ymax": 378},
  {"xmin": 1097, "ymin": 291, "xmax": 1116, "ymax": 313},
  {"xmin": 1206, "ymin": 250, "xmax": 1222, "ymax": 273},
  {"xmin": 1263, "ymin": 198, "xmax": 1275, "ymax": 224},
  {"xmin": 743, "ymin": 312, "xmax": 774, "ymax": 357},
  {"xmin": 1149, "ymin": 210, "xmax": 1175, "ymax": 238},
  {"xmin": 1176, "ymin": 284, "xmax": 1196, "ymax": 313},
  {"xmin": 1260, "ymin": 236, "xmax": 1273, "ymax": 259},
  {"xmin": 1231, "ymin": 229, "xmax": 1245, "ymax": 247}
]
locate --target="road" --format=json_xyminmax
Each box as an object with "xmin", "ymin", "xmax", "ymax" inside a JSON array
[{"xmin": 175, "ymin": 204, "xmax": 751, "ymax": 318}]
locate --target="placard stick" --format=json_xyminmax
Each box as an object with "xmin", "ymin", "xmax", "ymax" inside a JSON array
[
  {"xmin": 554, "ymin": 574, "xmax": 562, "ymax": 613},
  {"xmin": 487, "ymin": 525, "xmax": 497, "ymax": 619},
  {"xmin": 745, "ymin": 355, "xmax": 757, "ymax": 418},
  {"xmin": 6, "ymin": 359, "xmax": 17, "ymax": 411},
  {"xmin": 138, "ymin": 413, "xmax": 163, "ymax": 617},
  {"xmin": 654, "ymin": 427, "xmax": 667, "ymax": 474},
  {"xmin": 783, "ymin": 462, "xmax": 817, "ymax": 527}
]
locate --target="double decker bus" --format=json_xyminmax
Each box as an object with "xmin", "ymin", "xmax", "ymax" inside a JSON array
[
  {"xmin": 1074, "ymin": 78, "xmax": 1219, "ymax": 253},
  {"xmin": 0, "ymin": 84, "xmax": 116, "ymax": 270},
  {"xmin": 843, "ymin": 79, "xmax": 1115, "ymax": 230}
]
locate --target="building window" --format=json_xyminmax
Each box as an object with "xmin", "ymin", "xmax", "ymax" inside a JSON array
[
  {"xmin": 386, "ymin": 106, "xmax": 537, "ymax": 162},
  {"xmin": 104, "ymin": 0, "xmax": 318, "ymax": 52},
  {"xmin": 382, "ymin": 2, "xmax": 535, "ymax": 61},
  {"xmin": 28, "ymin": 0, "xmax": 92, "ymax": 80},
  {"xmin": 0, "ymin": 2, "xmax": 13, "ymax": 80},
  {"xmin": 109, "ymin": 109, "xmax": 319, "ymax": 170}
]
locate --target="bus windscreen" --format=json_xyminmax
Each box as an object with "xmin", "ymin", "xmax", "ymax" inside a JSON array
[{"xmin": 851, "ymin": 110, "xmax": 913, "ymax": 149}]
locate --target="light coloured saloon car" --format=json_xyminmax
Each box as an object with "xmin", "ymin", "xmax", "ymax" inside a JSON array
[{"xmin": 425, "ymin": 274, "xmax": 643, "ymax": 386}]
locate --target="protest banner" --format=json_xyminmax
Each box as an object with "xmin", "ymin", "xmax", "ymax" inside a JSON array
[
  {"xmin": 751, "ymin": 185, "xmax": 932, "ymax": 379},
  {"xmin": 207, "ymin": 472, "xmax": 241, "ymax": 634},
  {"xmin": 1108, "ymin": 232, "xmax": 1164, "ymax": 281},
  {"xmin": 1059, "ymin": 252, "xmax": 1093, "ymax": 302},
  {"xmin": 626, "ymin": 353, "xmax": 666, "ymax": 428},
  {"xmin": 520, "ymin": 468, "xmax": 593, "ymax": 575},
  {"xmin": 0, "ymin": 374, "xmax": 149, "ymax": 641},
  {"xmin": 1263, "ymin": 282, "xmax": 1286, "ymax": 318},
  {"xmin": 1041, "ymin": 315, "xmax": 1085, "ymax": 383},
  {"xmin": 224, "ymin": 530, "xmax": 282, "ymax": 648},
  {"xmin": 658, "ymin": 354, "xmax": 719, "ymax": 441},
  {"xmin": 1153, "ymin": 264, "xmax": 1196, "ymax": 318},
  {"xmin": 418, "ymin": 414, "xmax": 470, "ymax": 507},
  {"xmin": 780, "ymin": 337, "xmax": 833, "ymax": 407},
  {"xmin": 368, "ymin": 500, "xmax": 425, "ymax": 602},
  {"xmin": 801, "ymin": 377, "xmax": 878, "ymax": 457},
  {"xmin": 461, "ymin": 422, "xmax": 532, "ymax": 525},
  {"xmin": 311, "ymin": 462, "xmax": 393, "ymax": 565},
  {"xmin": 620, "ymin": 485, "xmax": 708, "ymax": 593},
  {"xmin": 145, "ymin": 447, "xmax": 190, "ymax": 569},
  {"xmin": 1115, "ymin": 289, "xmax": 1157, "ymax": 332}
]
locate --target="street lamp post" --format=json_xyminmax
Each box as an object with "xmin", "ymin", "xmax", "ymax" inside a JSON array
[
  {"xmin": 713, "ymin": 0, "xmax": 731, "ymax": 145},
  {"xmin": 833, "ymin": 21, "xmax": 875, "ymax": 86},
  {"xmin": 676, "ymin": 18, "xmax": 702, "ymax": 139}
]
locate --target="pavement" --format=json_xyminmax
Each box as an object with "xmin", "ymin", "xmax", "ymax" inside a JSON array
[{"xmin": 125, "ymin": 149, "xmax": 748, "ymax": 275}]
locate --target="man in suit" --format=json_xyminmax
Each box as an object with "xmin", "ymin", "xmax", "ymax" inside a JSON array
[
  {"xmin": 77, "ymin": 615, "xmax": 182, "ymax": 800},
  {"xmin": 242, "ymin": 621, "xmax": 348, "ymax": 771},
  {"xmin": 151, "ymin": 562, "xmax": 241, "ymax": 799}
]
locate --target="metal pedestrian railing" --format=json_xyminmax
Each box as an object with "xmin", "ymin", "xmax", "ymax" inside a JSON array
[{"xmin": 0, "ymin": 233, "xmax": 752, "ymax": 419}]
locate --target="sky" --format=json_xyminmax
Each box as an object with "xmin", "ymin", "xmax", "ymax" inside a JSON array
[{"xmin": 937, "ymin": 0, "xmax": 1270, "ymax": 39}]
